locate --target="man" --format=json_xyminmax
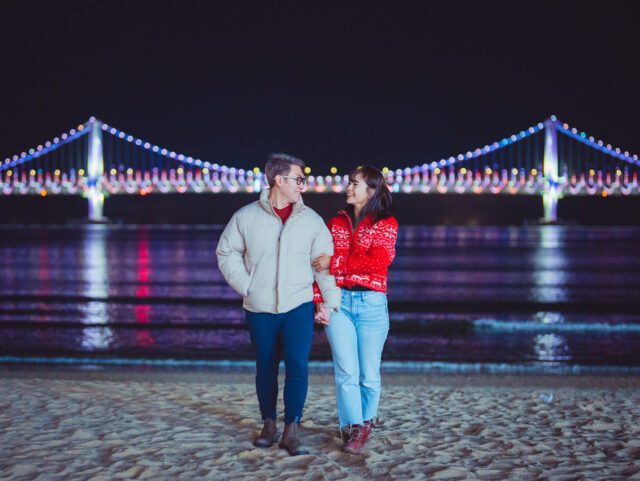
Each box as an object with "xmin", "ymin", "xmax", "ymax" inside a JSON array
[{"xmin": 216, "ymin": 153, "xmax": 340, "ymax": 456}]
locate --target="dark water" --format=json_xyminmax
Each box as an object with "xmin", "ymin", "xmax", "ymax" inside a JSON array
[{"xmin": 1, "ymin": 224, "xmax": 640, "ymax": 372}]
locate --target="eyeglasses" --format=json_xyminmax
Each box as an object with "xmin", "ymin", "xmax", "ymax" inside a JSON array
[{"xmin": 280, "ymin": 175, "xmax": 307, "ymax": 185}]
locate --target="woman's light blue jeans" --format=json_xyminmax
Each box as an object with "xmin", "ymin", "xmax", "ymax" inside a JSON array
[{"xmin": 324, "ymin": 289, "xmax": 389, "ymax": 428}]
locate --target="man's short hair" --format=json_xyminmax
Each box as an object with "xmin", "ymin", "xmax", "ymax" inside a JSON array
[{"xmin": 265, "ymin": 153, "xmax": 306, "ymax": 187}]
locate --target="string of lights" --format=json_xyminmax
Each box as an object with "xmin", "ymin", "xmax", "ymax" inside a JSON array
[
  {"xmin": 555, "ymin": 118, "xmax": 640, "ymax": 166},
  {"xmin": 101, "ymin": 122, "xmax": 234, "ymax": 174},
  {"xmin": 2, "ymin": 167, "xmax": 638, "ymax": 196},
  {"xmin": 1, "ymin": 121, "xmax": 91, "ymax": 172},
  {"xmin": 99, "ymin": 118, "xmax": 547, "ymax": 178},
  {"xmin": 407, "ymin": 121, "xmax": 546, "ymax": 174},
  {"xmin": 2, "ymin": 116, "xmax": 639, "ymax": 190}
]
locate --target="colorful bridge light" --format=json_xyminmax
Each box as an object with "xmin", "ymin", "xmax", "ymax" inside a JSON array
[{"xmin": 3, "ymin": 116, "xmax": 639, "ymax": 212}]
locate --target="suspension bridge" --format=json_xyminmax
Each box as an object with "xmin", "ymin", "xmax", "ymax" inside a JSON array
[{"xmin": 1, "ymin": 116, "xmax": 639, "ymax": 223}]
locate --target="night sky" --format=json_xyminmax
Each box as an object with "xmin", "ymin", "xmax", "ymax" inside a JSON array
[{"xmin": 2, "ymin": 2, "xmax": 638, "ymax": 174}]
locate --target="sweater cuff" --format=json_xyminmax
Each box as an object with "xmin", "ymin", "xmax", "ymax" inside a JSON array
[{"xmin": 312, "ymin": 282, "xmax": 324, "ymax": 304}]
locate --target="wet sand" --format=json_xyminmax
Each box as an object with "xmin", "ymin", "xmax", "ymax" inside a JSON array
[{"xmin": 1, "ymin": 368, "xmax": 639, "ymax": 480}]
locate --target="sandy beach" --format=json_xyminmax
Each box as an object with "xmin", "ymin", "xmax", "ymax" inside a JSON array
[{"xmin": 1, "ymin": 368, "xmax": 639, "ymax": 480}]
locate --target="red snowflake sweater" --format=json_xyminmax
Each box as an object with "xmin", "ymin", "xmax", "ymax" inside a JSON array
[{"xmin": 314, "ymin": 211, "xmax": 398, "ymax": 301}]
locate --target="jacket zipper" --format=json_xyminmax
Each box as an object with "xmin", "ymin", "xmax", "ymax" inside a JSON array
[
  {"xmin": 273, "ymin": 204, "xmax": 290, "ymax": 313},
  {"xmin": 276, "ymin": 231, "xmax": 280, "ymax": 311},
  {"xmin": 264, "ymin": 197, "xmax": 300, "ymax": 313},
  {"xmin": 342, "ymin": 211, "xmax": 355, "ymax": 244}
]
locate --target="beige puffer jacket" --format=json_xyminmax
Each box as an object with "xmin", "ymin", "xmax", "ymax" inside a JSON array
[{"xmin": 216, "ymin": 189, "xmax": 341, "ymax": 314}]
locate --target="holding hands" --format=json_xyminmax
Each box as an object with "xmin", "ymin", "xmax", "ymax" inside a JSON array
[
  {"xmin": 312, "ymin": 253, "xmax": 332, "ymax": 324},
  {"xmin": 314, "ymin": 302, "xmax": 332, "ymax": 326}
]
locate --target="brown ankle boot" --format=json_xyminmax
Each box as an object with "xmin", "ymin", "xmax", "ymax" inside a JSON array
[
  {"xmin": 343, "ymin": 424, "xmax": 369, "ymax": 455},
  {"xmin": 254, "ymin": 418, "xmax": 278, "ymax": 448},
  {"xmin": 279, "ymin": 422, "xmax": 310, "ymax": 456}
]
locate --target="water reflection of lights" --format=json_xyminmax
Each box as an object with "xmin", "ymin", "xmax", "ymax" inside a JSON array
[
  {"xmin": 535, "ymin": 311, "xmax": 565, "ymax": 325},
  {"xmin": 81, "ymin": 226, "xmax": 113, "ymax": 350},
  {"xmin": 80, "ymin": 327, "xmax": 114, "ymax": 351},
  {"xmin": 136, "ymin": 231, "xmax": 155, "ymax": 347},
  {"xmin": 530, "ymin": 226, "xmax": 568, "ymax": 303},
  {"xmin": 533, "ymin": 333, "xmax": 571, "ymax": 363}
]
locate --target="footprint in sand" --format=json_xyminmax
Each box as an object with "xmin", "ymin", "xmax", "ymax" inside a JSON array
[
  {"xmin": 627, "ymin": 447, "xmax": 640, "ymax": 460},
  {"xmin": 463, "ymin": 424, "xmax": 484, "ymax": 436}
]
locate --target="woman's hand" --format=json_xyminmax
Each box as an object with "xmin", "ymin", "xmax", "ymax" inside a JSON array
[
  {"xmin": 313, "ymin": 253, "xmax": 331, "ymax": 272},
  {"xmin": 314, "ymin": 302, "xmax": 331, "ymax": 326}
]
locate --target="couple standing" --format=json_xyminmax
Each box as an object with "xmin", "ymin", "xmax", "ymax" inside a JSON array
[{"xmin": 216, "ymin": 153, "xmax": 398, "ymax": 456}]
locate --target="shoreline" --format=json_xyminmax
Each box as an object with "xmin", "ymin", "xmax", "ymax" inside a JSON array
[{"xmin": 2, "ymin": 365, "xmax": 640, "ymax": 389}]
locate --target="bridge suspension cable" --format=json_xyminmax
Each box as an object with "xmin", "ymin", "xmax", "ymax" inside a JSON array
[{"xmin": 2, "ymin": 115, "xmax": 639, "ymax": 223}]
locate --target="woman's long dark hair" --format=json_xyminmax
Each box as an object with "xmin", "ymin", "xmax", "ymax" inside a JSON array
[{"xmin": 346, "ymin": 166, "xmax": 394, "ymax": 226}]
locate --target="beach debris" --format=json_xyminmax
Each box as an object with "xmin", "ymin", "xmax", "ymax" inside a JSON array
[{"xmin": 539, "ymin": 392, "xmax": 554, "ymax": 403}]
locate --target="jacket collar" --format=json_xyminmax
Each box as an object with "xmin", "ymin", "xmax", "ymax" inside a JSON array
[{"xmin": 259, "ymin": 188, "xmax": 305, "ymax": 218}]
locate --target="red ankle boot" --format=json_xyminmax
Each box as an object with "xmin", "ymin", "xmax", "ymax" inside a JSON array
[
  {"xmin": 363, "ymin": 419, "xmax": 375, "ymax": 436},
  {"xmin": 343, "ymin": 424, "xmax": 369, "ymax": 455}
]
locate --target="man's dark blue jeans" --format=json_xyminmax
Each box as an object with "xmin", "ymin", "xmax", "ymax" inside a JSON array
[{"xmin": 244, "ymin": 301, "xmax": 315, "ymax": 424}]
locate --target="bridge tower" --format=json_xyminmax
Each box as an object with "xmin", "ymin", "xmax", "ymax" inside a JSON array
[
  {"xmin": 86, "ymin": 118, "xmax": 105, "ymax": 221},
  {"xmin": 543, "ymin": 117, "xmax": 559, "ymax": 223}
]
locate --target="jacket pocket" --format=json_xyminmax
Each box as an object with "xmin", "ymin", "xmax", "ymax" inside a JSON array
[{"xmin": 244, "ymin": 266, "xmax": 258, "ymax": 295}]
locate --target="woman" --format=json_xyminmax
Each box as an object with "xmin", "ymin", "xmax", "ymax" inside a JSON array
[{"xmin": 313, "ymin": 165, "xmax": 398, "ymax": 455}]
